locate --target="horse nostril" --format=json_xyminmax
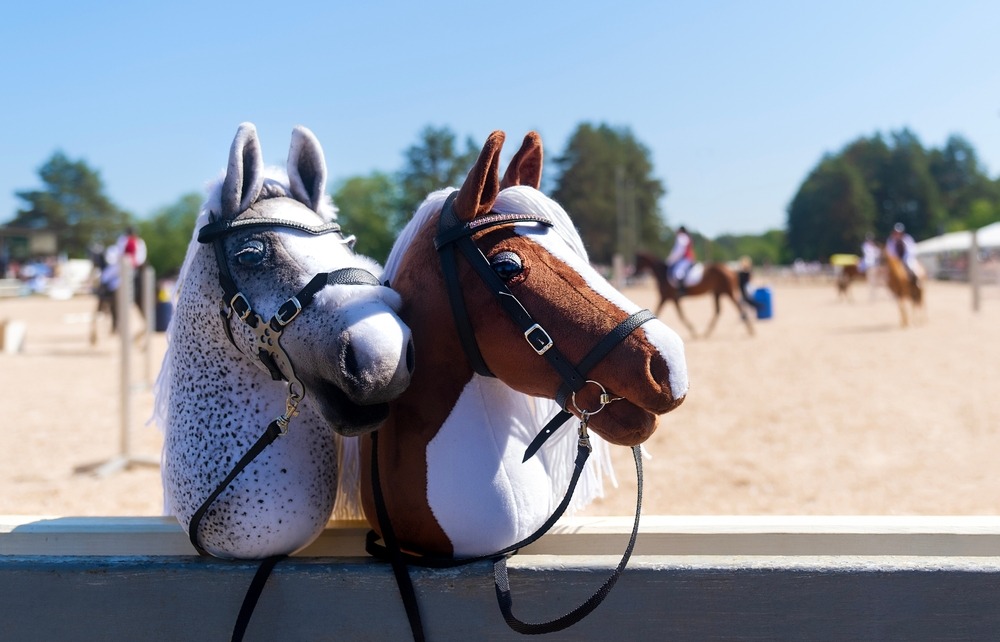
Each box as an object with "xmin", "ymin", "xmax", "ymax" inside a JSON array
[
  {"xmin": 405, "ymin": 338, "xmax": 415, "ymax": 374},
  {"xmin": 343, "ymin": 342, "xmax": 359, "ymax": 377}
]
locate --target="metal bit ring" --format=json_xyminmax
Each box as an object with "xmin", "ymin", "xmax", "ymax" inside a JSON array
[{"xmin": 570, "ymin": 380, "xmax": 620, "ymax": 417}]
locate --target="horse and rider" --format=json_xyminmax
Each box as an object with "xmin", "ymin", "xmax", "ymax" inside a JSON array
[{"xmin": 885, "ymin": 222, "xmax": 921, "ymax": 288}]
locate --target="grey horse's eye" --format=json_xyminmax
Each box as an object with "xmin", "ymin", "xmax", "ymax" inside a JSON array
[
  {"xmin": 490, "ymin": 251, "xmax": 523, "ymax": 280},
  {"xmin": 235, "ymin": 239, "xmax": 266, "ymax": 267}
]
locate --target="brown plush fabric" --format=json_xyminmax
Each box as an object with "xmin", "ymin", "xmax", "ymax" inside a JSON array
[
  {"xmin": 500, "ymin": 131, "xmax": 543, "ymax": 189},
  {"xmin": 453, "ymin": 130, "xmax": 505, "ymax": 221}
]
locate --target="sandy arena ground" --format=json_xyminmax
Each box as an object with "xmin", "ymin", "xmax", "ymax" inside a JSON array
[{"xmin": 2, "ymin": 274, "xmax": 999, "ymax": 520}]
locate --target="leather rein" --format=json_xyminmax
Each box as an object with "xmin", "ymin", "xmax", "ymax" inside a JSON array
[{"xmin": 368, "ymin": 191, "xmax": 654, "ymax": 638}]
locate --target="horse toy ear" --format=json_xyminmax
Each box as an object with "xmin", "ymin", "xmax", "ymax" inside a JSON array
[
  {"xmin": 453, "ymin": 130, "xmax": 505, "ymax": 222},
  {"xmin": 221, "ymin": 122, "xmax": 265, "ymax": 220},
  {"xmin": 287, "ymin": 125, "xmax": 328, "ymax": 213},
  {"xmin": 500, "ymin": 131, "xmax": 543, "ymax": 190}
]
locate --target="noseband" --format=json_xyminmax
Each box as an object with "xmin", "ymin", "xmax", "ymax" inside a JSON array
[{"xmin": 433, "ymin": 190, "xmax": 656, "ymax": 456}]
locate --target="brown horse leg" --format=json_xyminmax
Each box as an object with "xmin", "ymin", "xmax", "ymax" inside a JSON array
[
  {"xmin": 672, "ymin": 298, "xmax": 698, "ymax": 339},
  {"xmin": 702, "ymin": 294, "xmax": 722, "ymax": 338},
  {"xmin": 655, "ymin": 295, "xmax": 668, "ymax": 317},
  {"xmin": 730, "ymin": 291, "xmax": 754, "ymax": 336}
]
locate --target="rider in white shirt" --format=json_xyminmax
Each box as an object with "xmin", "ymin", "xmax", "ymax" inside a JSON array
[
  {"xmin": 859, "ymin": 234, "xmax": 880, "ymax": 274},
  {"xmin": 885, "ymin": 223, "xmax": 919, "ymax": 285},
  {"xmin": 666, "ymin": 225, "xmax": 695, "ymax": 295}
]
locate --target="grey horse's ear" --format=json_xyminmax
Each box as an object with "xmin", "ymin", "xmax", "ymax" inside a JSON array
[
  {"xmin": 221, "ymin": 123, "xmax": 265, "ymax": 220},
  {"xmin": 287, "ymin": 126, "xmax": 328, "ymax": 213}
]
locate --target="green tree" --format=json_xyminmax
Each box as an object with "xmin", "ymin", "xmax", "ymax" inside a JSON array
[
  {"xmin": 137, "ymin": 193, "xmax": 202, "ymax": 278},
  {"xmin": 842, "ymin": 129, "xmax": 944, "ymax": 239},
  {"xmin": 711, "ymin": 229, "xmax": 787, "ymax": 266},
  {"xmin": 786, "ymin": 155, "xmax": 876, "ymax": 261},
  {"xmin": 333, "ymin": 172, "xmax": 403, "ymax": 265},
  {"xmin": 7, "ymin": 152, "xmax": 130, "ymax": 257},
  {"xmin": 928, "ymin": 135, "xmax": 1000, "ymax": 230},
  {"xmin": 397, "ymin": 126, "xmax": 479, "ymax": 221},
  {"xmin": 551, "ymin": 123, "xmax": 668, "ymax": 264},
  {"xmin": 963, "ymin": 198, "xmax": 1000, "ymax": 231}
]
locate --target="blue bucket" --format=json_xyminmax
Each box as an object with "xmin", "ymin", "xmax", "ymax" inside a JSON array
[
  {"xmin": 155, "ymin": 301, "xmax": 173, "ymax": 332},
  {"xmin": 753, "ymin": 287, "xmax": 772, "ymax": 320}
]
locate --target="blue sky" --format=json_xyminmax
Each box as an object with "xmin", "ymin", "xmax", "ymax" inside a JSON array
[{"xmin": 1, "ymin": 1, "xmax": 997, "ymax": 239}]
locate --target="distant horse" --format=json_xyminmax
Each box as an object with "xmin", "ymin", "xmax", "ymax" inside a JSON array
[
  {"xmin": 634, "ymin": 251, "xmax": 753, "ymax": 338},
  {"xmin": 836, "ymin": 264, "xmax": 864, "ymax": 301},
  {"xmin": 883, "ymin": 249, "xmax": 925, "ymax": 327},
  {"xmin": 155, "ymin": 123, "xmax": 413, "ymax": 559},
  {"xmin": 360, "ymin": 131, "xmax": 688, "ymax": 561}
]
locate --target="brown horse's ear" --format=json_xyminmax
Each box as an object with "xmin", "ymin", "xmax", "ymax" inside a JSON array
[
  {"xmin": 454, "ymin": 130, "xmax": 505, "ymax": 222},
  {"xmin": 500, "ymin": 131, "xmax": 543, "ymax": 190}
]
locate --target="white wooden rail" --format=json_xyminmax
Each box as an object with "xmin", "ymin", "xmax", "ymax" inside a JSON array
[{"xmin": 3, "ymin": 515, "xmax": 1000, "ymax": 640}]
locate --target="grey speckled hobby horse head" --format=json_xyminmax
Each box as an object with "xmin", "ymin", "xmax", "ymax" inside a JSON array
[{"xmin": 157, "ymin": 123, "xmax": 414, "ymax": 559}]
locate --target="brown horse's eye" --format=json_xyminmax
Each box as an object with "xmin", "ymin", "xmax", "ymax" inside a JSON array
[{"xmin": 490, "ymin": 251, "xmax": 523, "ymax": 280}]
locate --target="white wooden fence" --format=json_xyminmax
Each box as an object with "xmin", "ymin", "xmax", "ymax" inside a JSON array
[{"xmin": 3, "ymin": 515, "xmax": 1000, "ymax": 640}]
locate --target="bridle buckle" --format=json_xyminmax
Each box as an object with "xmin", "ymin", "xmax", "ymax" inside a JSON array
[
  {"xmin": 229, "ymin": 292, "xmax": 253, "ymax": 321},
  {"xmin": 524, "ymin": 324, "xmax": 554, "ymax": 355},
  {"xmin": 274, "ymin": 296, "xmax": 303, "ymax": 327}
]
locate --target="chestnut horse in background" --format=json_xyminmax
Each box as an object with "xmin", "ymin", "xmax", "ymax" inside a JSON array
[
  {"xmin": 836, "ymin": 264, "xmax": 864, "ymax": 301},
  {"xmin": 634, "ymin": 251, "xmax": 753, "ymax": 338},
  {"xmin": 882, "ymin": 250, "xmax": 925, "ymax": 327}
]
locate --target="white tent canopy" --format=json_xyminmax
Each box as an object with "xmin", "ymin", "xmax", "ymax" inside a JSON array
[{"xmin": 916, "ymin": 222, "xmax": 1000, "ymax": 255}]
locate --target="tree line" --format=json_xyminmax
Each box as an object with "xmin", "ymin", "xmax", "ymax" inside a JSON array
[
  {"xmin": 786, "ymin": 129, "xmax": 1000, "ymax": 261},
  {"xmin": 5, "ymin": 123, "xmax": 999, "ymax": 279}
]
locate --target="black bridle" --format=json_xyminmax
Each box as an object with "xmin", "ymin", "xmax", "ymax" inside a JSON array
[
  {"xmin": 189, "ymin": 204, "xmax": 383, "ymax": 641},
  {"xmin": 369, "ymin": 191, "xmax": 654, "ymax": 638},
  {"xmin": 197, "ymin": 208, "xmax": 381, "ymax": 385}
]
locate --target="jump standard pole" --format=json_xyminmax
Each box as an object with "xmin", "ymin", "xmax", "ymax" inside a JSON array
[{"xmin": 91, "ymin": 257, "xmax": 159, "ymax": 477}]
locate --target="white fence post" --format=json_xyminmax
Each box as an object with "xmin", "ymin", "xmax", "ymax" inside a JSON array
[
  {"xmin": 89, "ymin": 258, "xmax": 159, "ymax": 477},
  {"xmin": 970, "ymin": 228, "xmax": 981, "ymax": 312}
]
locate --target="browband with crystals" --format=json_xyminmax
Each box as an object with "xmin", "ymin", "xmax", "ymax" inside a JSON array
[{"xmin": 198, "ymin": 217, "xmax": 342, "ymax": 243}]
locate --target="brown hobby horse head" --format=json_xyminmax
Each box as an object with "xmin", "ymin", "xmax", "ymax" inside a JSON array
[{"xmin": 360, "ymin": 131, "xmax": 688, "ymax": 556}]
